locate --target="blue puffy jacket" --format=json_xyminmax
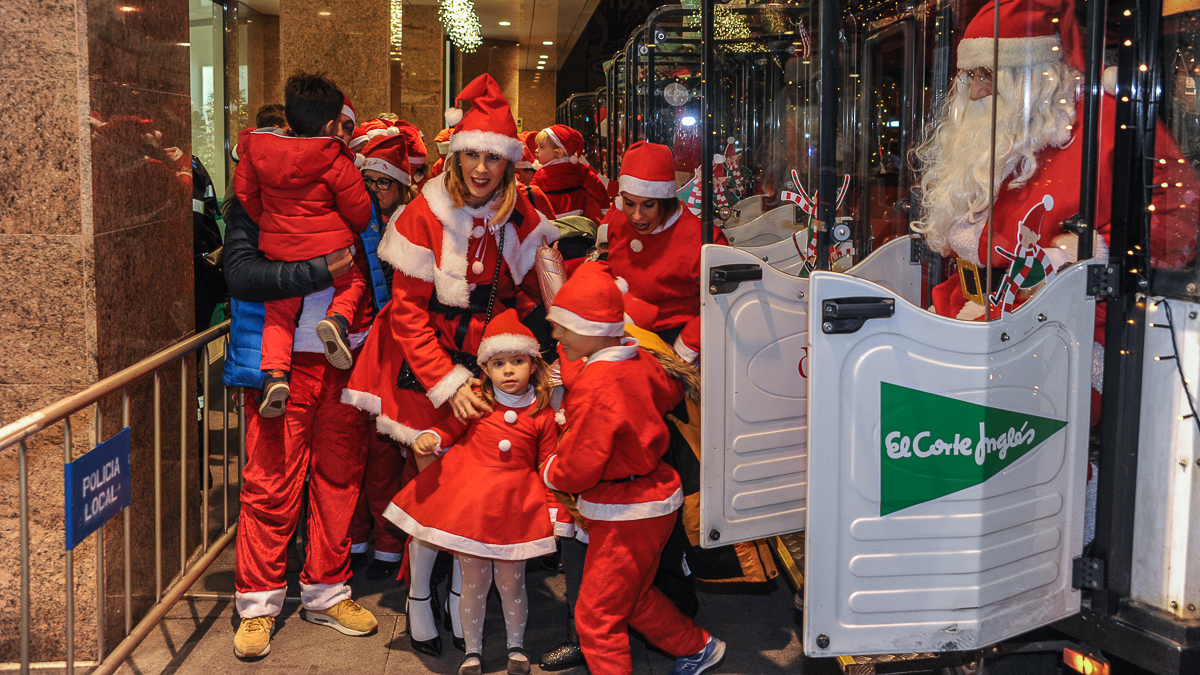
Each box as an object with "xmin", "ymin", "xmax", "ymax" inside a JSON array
[{"xmin": 222, "ymin": 195, "xmax": 390, "ymax": 389}]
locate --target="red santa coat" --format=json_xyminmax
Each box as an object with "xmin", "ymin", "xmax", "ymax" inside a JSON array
[
  {"xmin": 541, "ymin": 340, "xmax": 684, "ymax": 521},
  {"xmin": 382, "ymin": 390, "xmax": 558, "ymax": 560},
  {"xmin": 931, "ymin": 95, "xmax": 1198, "ymax": 320},
  {"xmin": 518, "ymin": 181, "xmax": 557, "ymax": 220},
  {"xmin": 606, "ymin": 205, "xmax": 729, "ymax": 360},
  {"xmin": 341, "ymin": 173, "xmax": 559, "ymax": 444},
  {"xmin": 234, "ymin": 131, "xmax": 372, "ymax": 261},
  {"xmin": 531, "ymin": 159, "xmax": 608, "ymax": 221}
]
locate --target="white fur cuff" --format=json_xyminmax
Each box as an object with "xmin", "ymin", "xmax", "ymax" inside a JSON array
[
  {"xmin": 427, "ymin": 364, "xmax": 473, "ymax": 407},
  {"xmin": 673, "ymin": 335, "xmax": 699, "ymax": 364}
]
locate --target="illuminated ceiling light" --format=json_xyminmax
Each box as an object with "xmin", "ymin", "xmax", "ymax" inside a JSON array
[
  {"xmin": 440, "ymin": 0, "xmax": 482, "ymax": 53},
  {"xmin": 537, "ymin": 65, "xmax": 545, "ymax": 70},
  {"xmin": 539, "ymin": 55, "xmax": 548, "ymax": 58},
  {"xmin": 542, "ymin": 40, "xmax": 554, "ymax": 45},
  {"xmin": 119, "ymin": 5, "xmax": 136, "ymax": 11},
  {"xmin": 319, "ymin": 11, "xmax": 331, "ymax": 16},
  {"xmin": 390, "ymin": 0, "xmax": 402, "ymax": 51},
  {"xmin": 681, "ymin": 116, "xmax": 697, "ymax": 126},
  {"xmin": 499, "ymin": 21, "xmax": 511, "ymax": 26}
]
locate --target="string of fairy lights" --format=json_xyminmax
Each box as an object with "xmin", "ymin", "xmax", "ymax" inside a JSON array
[{"xmin": 440, "ymin": 0, "xmax": 483, "ymax": 53}]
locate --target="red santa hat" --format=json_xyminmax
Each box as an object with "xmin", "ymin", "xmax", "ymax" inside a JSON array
[
  {"xmin": 956, "ymin": 0, "xmax": 1084, "ymax": 73},
  {"xmin": 516, "ymin": 130, "xmax": 537, "ymax": 170},
  {"xmin": 341, "ymin": 97, "xmax": 356, "ymax": 125},
  {"xmin": 547, "ymin": 261, "xmax": 626, "ymax": 337},
  {"xmin": 361, "ymin": 134, "xmax": 412, "ymax": 186},
  {"xmin": 542, "ymin": 124, "xmax": 583, "ymax": 162},
  {"xmin": 434, "ymin": 127, "xmax": 453, "ymax": 154},
  {"xmin": 477, "ymin": 308, "xmax": 541, "ymax": 365},
  {"xmin": 445, "ymin": 74, "xmax": 524, "ymax": 163},
  {"xmin": 394, "ymin": 121, "xmax": 428, "ymax": 166},
  {"xmin": 618, "ymin": 141, "xmax": 677, "ymax": 199},
  {"xmin": 361, "ymin": 118, "xmax": 399, "ymax": 141},
  {"xmin": 623, "ymin": 294, "xmax": 659, "ymax": 329},
  {"xmin": 723, "ymin": 136, "xmax": 737, "ymax": 160},
  {"xmin": 598, "ymin": 107, "xmax": 609, "ymax": 138},
  {"xmin": 349, "ymin": 126, "xmax": 369, "ymax": 150}
]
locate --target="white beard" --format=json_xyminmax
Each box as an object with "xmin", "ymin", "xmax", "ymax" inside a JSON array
[{"xmin": 912, "ymin": 62, "xmax": 1081, "ymax": 261}]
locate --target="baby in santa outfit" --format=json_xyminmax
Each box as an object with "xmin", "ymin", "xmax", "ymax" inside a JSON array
[
  {"xmin": 542, "ymin": 261, "xmax": 725, "ymax": 675},
  {"xmin": 531, "ymin": 124, "xmax": 610, "ymax": 221},
  {"xmin": 234, "ymin": 73, "xmax": 372, "ymax": 418},
  {"xmin": 385, "ymin": 308, "xmax": 558, "ymax": 675}
]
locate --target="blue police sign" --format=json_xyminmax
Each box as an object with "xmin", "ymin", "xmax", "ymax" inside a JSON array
[{"xmin": 64, "ymin": 427, "xmax": 131, "ymax": 550}]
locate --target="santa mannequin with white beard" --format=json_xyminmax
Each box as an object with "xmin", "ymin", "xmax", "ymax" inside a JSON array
[{"xmin": 913, "ymin": 0, "xmax": 1198, "ymax": 419}]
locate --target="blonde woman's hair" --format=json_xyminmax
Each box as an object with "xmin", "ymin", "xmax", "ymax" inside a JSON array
[
  {"xmin": 478, "ymin": 353, "xmax": 554, "ymax": 414},
  {"xmin": 444, "ymin": 151, "xmax": 518, "ymax": 224}
]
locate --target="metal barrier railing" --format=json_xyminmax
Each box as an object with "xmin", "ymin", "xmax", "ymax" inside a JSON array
[{"xmin": 0, "ymin": 321, "xmax": 245, "ymax": 675}]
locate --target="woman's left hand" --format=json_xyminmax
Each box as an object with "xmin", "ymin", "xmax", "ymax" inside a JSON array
[{"xmin": 451, "ymin": 378, "xmax": 492, "ymax": 420}]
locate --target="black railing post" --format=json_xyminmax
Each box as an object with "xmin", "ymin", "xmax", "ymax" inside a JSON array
[
  {"xmin": 816, "ymin": 0, "xmax": 841, "ymax": 269},
  {"xmin": 701, "ymin": 0, "xmax": 716, "ymax": 244}
]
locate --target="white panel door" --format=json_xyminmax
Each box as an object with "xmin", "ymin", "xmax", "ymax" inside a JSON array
[
  {"xmin": 700, "ymin": 245, "xmax": 810, "ymax": 548},
  {"xmin": 803, "ymin": 262, "xmax": 1093, "ymax": 656}
]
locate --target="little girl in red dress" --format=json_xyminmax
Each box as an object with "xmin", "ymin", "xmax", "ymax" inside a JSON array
[{"xmin": 383, "ymin": 308, "xmax": 557, "ymax": 675}]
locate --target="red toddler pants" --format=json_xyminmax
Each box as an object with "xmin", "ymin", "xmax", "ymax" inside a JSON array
[
  {"xmin": 234, "ymin": 352, "xmax": 369, "ymax": 613},
  {"xmin": 576, "ymin": 513, "xmax": 709, "ymax": 675},
  {"xmin": 260, "ymin": 264, "xmax": 366, "ymax": 372},
  {"xmin": 348, "ymin": 433, "xmax": 413, "ymax": 558}
]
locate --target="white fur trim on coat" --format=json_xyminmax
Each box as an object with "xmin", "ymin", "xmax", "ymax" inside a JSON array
[
  {"xmin": 426, "ymin": 364, "xmax": 473, "ymax": 407},
  {"xmin": 376, "ymin": 414, "xmax": 424, "ymax": 446},
  {"xmin": 341, "ymin": 387, "xmax": 382, "ymax": 415},
  {"xmin": 448, "ymin": 129, "xmax": 525, "ymax": 164},
  {"xmin": 618, "ymin": 174, "xmax": 677, "ymax": 199},
  {"xmin": 546, "ymin": 306, "xmax": 625, "ymax": 337},
  {"xmin": 501, "ymin": 212, "xmax": 560, "ymax": 285},
  {"xmin": 957, "ymin": 35, "xmax": 1063, "ymax": 71},
  {"xmin": 577, "ymin": 487, "xmax": 684, "ymax": 521},
  {"xmin": 477, "ymin": 334, "xmax": 541, "ymax": 365},
  {"xmin": 381, "ymin": 503, "xmax": 557, "ymax": 561}
]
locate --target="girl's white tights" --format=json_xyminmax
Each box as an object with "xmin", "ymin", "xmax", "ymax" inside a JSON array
[{"xmin": 458, "ymin": 556, "xmax": 529, "ymax": 661}]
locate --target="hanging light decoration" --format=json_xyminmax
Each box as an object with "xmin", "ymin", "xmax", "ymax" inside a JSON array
[
  {"xmin": 440, "ymin": 0, "xmax": 483, "ymax": 53},
  {"xmin": 390, "ymin": 0, "xmax": 402, "ymax": 61}
]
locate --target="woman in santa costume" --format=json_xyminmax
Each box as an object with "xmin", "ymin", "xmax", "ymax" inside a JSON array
[
  {"xmin": 347, "ymin": 133, "xmax": 417, "ymax": 579},
  {"xmin": 385, "ymin": 308, "xmax": 557, "ymax": 675},
  {"xmin": 341, "ymin": 72, "xmax": 558, "ymax": 656},
  {"xmin": 606, "ymin": 141, "xmax": 729, "ymax": 364},
  {"xmin": 542, "ymin": 261, "xmax": 724, "ymax": 675},
  {"xmin": 531, "ymin": 123, "xmax": 610, "ymax": 221}
]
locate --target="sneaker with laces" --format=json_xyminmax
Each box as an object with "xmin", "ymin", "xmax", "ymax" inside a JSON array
[
  {"xmin": 259, "ymin": 370, "xmax": 290, "ymax": 419},
  {"xmin": 303, "ymin": 598, "xmax": 378, "ymax": 636},
  {"xmin": 316, "ymin": 313, "xmax": 353, "ymax": 370},
  {"xmin": 233, "ymin": 616, "xmax": 274, "ymax": 658},
  {"xmin": 671, "ymin": 636, "xmax": 726, "ymax": 675}
]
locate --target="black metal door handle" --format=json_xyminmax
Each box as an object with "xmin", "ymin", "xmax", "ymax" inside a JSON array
[
  {"xmin": 822, "ymin": 296, "xmax": 895, "ymax": 333},
  {"xmin": 709, "ymin": 264, "xmax": 763, "ymax": 295}
]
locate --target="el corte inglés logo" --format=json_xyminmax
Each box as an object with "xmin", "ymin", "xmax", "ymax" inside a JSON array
[{"xmin": 879, "ymin": 382, "xmax": 1068, "ymax": 516}]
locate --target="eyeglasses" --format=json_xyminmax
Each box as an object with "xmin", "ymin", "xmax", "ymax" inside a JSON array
[
  {"xmin": 363, "ymin": 177, "xmax": 395, "ymax": 191},
  {"xmin": 956, "ymin": 67, "xmax": 994, "ymax": 87}
]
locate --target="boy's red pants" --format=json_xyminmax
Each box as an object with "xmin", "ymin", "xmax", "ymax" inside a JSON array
[
  {"xmin": 576, "ymin": 513, "xmax": 710, "ymax": 675},
  {"xmin": 260, "ymin": 265, "xmax": 366, "ymax": 372},
  {"xmin": 234, "ymin": 352, "xmax": 369, "ymax": 616}
]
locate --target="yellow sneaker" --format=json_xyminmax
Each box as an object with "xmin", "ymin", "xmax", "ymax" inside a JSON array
[
  {"xmin": 233, "ymin": 616, "xmax": 274, "ymax": 658},
  {"xmin": 303, "ymin": 598, "xmax": 378, "ymax": 636}
]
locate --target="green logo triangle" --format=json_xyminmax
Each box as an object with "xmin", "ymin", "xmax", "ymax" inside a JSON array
[{"xmin": 879, "ymin": 383, "xmax": 1068, "ymax": 516}]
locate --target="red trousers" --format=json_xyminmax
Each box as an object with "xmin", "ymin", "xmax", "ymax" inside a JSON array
[
  {"xmin": 235, "ymin": 352, "xmax": 369, "ymax": 606},
  {"xmin": 260, "ymin": 265, "xmax": 366, "ymax": 372},
  {"xmin": 349, "ymin": 433, "xmax": 413, "ymax": 557},
  {"xmin": 577, "ymin": 513, "xmax": 709, "ymax": 675}
]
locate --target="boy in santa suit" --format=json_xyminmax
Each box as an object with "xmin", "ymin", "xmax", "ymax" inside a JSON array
[
  {"xmin": 531, "ymin": 124, "xmax": 610, "ymax": 221},
  {"xmin": 542, "ymin": 262, "xmax": 725, "ymax": 675},
  {"xmin": 233, "ymin": 73, "xmax": 372, "ymax": 418}
]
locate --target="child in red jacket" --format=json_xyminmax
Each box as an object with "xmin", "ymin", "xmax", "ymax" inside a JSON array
[
  {"xmin": 531, "ymin": 124, "xmax": 610, "ymax": 221},
  {"xmin": 541, "ymin": 262, "xmax": 725, "ymax": 675},
  {"xmin": 234, "ymin": 73, "xmax": 372, "ymax": 418}
]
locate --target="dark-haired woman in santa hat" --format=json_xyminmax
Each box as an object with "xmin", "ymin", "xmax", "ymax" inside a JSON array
[{"xmin": 341, "ymin": 73, "xmax": 558, "ymax": 657}]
